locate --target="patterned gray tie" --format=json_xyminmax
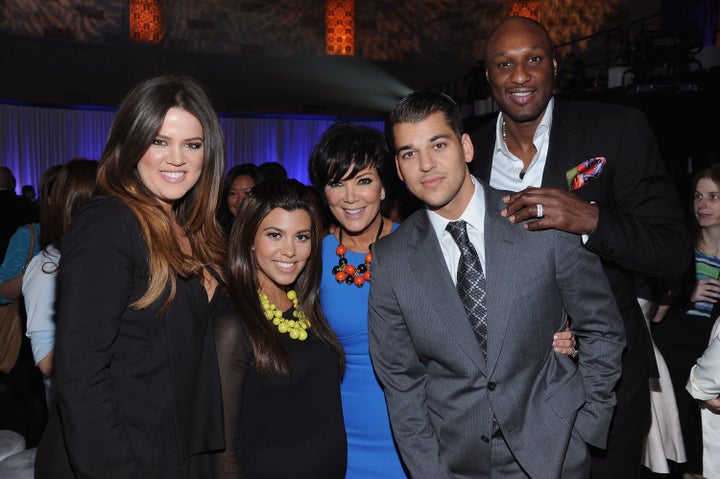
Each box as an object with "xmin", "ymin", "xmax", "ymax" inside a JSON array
[{"xmin": 446, "ymin": 220, "xmax": 488, "ymax": 354}]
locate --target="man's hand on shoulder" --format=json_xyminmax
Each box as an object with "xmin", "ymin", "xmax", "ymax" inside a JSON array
[{"xmin": 501, "ymin": 186, "xmax": 599, "ymax": 235}]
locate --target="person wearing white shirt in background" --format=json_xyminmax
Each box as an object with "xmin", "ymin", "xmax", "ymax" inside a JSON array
[
  {"xmin": 23, "ymin": 159, "xmax": 98, "ymax": 407},
  {"xmin": 686, "ymin": 315, "xmax": 720, "ymax": 478}
]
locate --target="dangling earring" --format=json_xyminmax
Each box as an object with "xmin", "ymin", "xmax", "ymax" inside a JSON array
[{"xmin": 380, "ymin": 190, "xmax": 386, "ymax": 201}]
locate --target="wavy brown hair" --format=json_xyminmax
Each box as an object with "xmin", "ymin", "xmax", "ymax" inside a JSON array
[
  {"xmin": 227, "ymin": 179, "xmax": 345, "ymax": 377},
  {"xmin": 42, "ymin": 159, "xmax": 99, "ymax": 271},
  {"xmin": 96, "ymin": 75, "xmax": 228, "ymax": 311}
]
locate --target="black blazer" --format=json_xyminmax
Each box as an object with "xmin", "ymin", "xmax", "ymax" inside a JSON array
[
  {"xmin": 35, "ymin": 196, "xmax": 225, "ymax": 479},
  {"xmin": 470, "ymin": 97, "xmax": 693, "ymax": 379}
]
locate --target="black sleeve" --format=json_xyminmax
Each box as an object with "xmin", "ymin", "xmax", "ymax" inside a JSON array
[{"xmin": 213, "ymin": 299, "xmax": 252, "ymax": 479}]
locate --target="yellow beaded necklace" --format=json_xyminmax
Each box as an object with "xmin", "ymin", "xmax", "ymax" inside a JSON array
[{"xmin": 258, "ymin": 289, "xmax": 310, "ymax": 341}]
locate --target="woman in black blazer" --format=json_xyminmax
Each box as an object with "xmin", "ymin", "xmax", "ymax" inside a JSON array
[{"xmin": 35, "ymin": 75, "xmax": 228, "ymax": 478}]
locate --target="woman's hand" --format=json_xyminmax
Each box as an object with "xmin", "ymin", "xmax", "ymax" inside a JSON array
[
  {"xmin": 691, "ymin": 278, "xmax": 720, "ymax": 303},
  {"xmin": 703, "ymin": 397, "xmax": 720, "ymax": 414},
  {"xmin": 553, "ymin": 325, "xmax": 577, "ymax": 358},
  {"xmin": 650, "ymin": 304, "xmax": 670, "ymax": 323}
]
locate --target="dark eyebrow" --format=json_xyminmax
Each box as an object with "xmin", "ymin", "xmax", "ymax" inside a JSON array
[
  {"xmin": 395, "ymin": 143, "xmax": 413, "ymax": 154},
  {"xmin": 396, "ymin": 133, "xmax": 451, "ymax": 154},
  {"xmin": 429, "ymin": 133, "xmax": 451, "ymax": 143}
]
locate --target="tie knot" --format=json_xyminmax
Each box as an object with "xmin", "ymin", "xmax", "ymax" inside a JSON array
[{"xmin": 446, "ymin": 220, "xmax": 470, "ymax": 247}]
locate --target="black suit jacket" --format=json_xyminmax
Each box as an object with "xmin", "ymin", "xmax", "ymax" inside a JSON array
[
  {"xmin": 470, "ymin": 97, "xmax": 693, "ymax": 380},
  {"xmin": 35, "ymin": 196, "xmax": 225, "ymax": 479}
]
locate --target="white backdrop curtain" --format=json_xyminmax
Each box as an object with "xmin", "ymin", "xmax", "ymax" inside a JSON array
[{"xmin": 0, "ymin": 101, "xmax": 384, "ymax": 193}]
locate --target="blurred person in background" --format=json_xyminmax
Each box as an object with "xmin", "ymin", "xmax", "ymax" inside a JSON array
[{"xmin": 217, "ymin": 163, "xmax": 264, "ymax": 236}]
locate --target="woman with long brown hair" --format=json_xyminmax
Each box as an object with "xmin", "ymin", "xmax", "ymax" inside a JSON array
[
  {"xmin": 213, "ymin": 179, "xmax": 346, "ymax": 478},
  {"xmin": 35, "ymin": 75, "xmax": 227, "ymax": 478}
]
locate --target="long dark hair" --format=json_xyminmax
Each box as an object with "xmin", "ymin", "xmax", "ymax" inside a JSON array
[
  {"xmin": 96, "ymin": 75, "xmax": 227, "ymax": 311},
  {"xmin": 37, "ymin": 163, "xmax": 64, "ymax": 250},
  {"xmin": 217, "ymin": 162, "xmax": 264, "ymax": 235},
  {"xmin": 44, "ymin": 158, "xmax": 99, "ymax": 257},
  {"xmin": 227, "ymin": 179, "xmax": 345, "ymax": 377}
]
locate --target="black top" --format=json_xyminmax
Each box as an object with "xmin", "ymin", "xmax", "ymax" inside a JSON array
[{"xmin": 213, "ymin": 297, "xmax": 347, "ymax": 479}]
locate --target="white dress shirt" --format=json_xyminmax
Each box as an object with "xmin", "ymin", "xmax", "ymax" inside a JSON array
[
  {"xmin": 489, "ymin": 97, "xmax": 554, "ymax": 191},
  {"xmin": 427, "ymin": 176, "xmax": 487, "ymax": 283}
]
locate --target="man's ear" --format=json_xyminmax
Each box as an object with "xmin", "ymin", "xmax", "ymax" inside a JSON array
[{"xmin": 461, "ymin": 133, "xmax": 474, "ymax": 164}]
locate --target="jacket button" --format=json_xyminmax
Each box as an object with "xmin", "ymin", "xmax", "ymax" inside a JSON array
[{"xmin": 488, "ymin": 382, "xmax": 496, "ymax": 391}]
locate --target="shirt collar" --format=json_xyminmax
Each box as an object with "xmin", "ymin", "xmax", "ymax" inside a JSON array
[
  {"xmin": 494, "ymin": 96, "xmax": 555, "ymax": 153},
  {"xmin": 427, "ymin": 176, "xmax": 486, "ymax": 238}
]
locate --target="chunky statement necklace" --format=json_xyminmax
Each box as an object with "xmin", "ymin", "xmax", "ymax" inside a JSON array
[
  {"xmin": 332, "ymin": 218, "xmax": 383, "ymax": 287},
  {"xmin": 258, "ymin": 289, "xmax": 310, "ymax": 341}
]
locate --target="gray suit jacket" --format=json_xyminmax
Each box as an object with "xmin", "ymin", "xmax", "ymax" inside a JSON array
[{"xmin": 368, "ymin": 180, "xmax": 626, "ymax": 479}]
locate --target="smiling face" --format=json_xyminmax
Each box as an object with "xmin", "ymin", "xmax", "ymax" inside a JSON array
[
  {"xmin": 392, "ymin": 111, "xmax": 474, "ymax": 220},
  {"xmin": 254, "ymin": 207, "xmax": 312, "ymax": 295},
  {"xmin": 136, "ymin": 107, "xmax": 204, "ymax": 211},
  {"xmin": 227, "ymin": 174, "xmax": 256, "ymax": 216},
  {"xmin": 485, "ymin": 17, "xmax": 557, "ymax": 124},
  {"xmin": 324, "ymin": 164, "xmax": 385, "ymax": 235},
  {"xmin": 694, "ymin": 178, "xmax": 720, "ymax": 229}
]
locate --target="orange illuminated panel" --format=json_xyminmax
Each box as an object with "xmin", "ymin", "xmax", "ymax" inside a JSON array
[
  {"xmin": 326, "ymin": 0, "xmax": 354, "ymax": 56},
  {"xmin": 130, "ymin": 0, "xmax": 163, "ymax": 43},
  {"xmin": 510, "ymin": 1, "xmax": 540, "ymax": 21}
]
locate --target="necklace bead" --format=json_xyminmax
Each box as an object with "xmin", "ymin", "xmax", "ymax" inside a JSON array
[
  {"xmin": 258, "ymin": 289, "xmax": 310, "ymax": 341},
  {"xmin": 333, "ymin": 219, "xmax": 383, "ymax": 288}
]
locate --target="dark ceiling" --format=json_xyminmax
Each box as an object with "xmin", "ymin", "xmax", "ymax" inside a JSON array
[{"xmin": 0, "ymin": 0, "xmax": 676, "ymax": 117}]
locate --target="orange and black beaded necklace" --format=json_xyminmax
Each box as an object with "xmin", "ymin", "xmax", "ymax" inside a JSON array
[{"xmin": 332, "ymin": 218, "xmax": 384, "ymax": 288}]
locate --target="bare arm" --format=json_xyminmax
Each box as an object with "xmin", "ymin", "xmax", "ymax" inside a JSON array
[{"xmin": 0, "ymin": 274, "xmax": 23, "ymax": 301}]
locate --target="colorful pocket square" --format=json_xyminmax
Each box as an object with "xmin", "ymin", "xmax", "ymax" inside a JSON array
[{"xmin": 566, "ymin": 157, "xmax": 606, "ymax": 191}]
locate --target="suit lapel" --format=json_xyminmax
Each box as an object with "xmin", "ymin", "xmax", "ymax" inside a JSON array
[
  {"xmin": 408, "ymin": 212, "xmax": 487, "ymax": 371},
  {"xmin": 543, "ymin": 99, "xmax": 583, "ymax": 190},
  {"xmin": 482, "ymin": 185, "xmax": 517, "ymax": 373},
  {"xmin": 470, "ymin": 120, "xmax": 496, "ymax": 183}
]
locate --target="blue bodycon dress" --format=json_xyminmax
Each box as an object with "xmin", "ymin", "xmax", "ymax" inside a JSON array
[{"xmin": 320, "ymin": 226, "xmax": 408, "ymax": 479}]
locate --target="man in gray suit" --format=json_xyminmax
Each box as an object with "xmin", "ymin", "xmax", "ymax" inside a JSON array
[{"xmin": 367, "ymin": 90, "xmax": 626, "ymax": 478}]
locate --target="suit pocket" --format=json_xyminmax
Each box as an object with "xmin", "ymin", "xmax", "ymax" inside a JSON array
[{"xmin": 543, "ymin": 359, "xmax": 585, "ymax": 418}]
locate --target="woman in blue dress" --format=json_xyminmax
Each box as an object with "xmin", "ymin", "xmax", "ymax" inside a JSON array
[{"xmin": 309, "ymin": 121, "xmax": 408, "ymax": 478}]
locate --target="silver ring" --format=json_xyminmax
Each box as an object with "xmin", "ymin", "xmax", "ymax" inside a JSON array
[
  {"xmin": 569, "ymin": 347, "xmax": 578, "ymax": 359},
  {"xmin": 536, "ymin": 203, "xmax": 544, "ymax": 218}
]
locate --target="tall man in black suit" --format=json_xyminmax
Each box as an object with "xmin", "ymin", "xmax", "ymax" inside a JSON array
[{"xmin": 469, "ymin": 16, "xmax": 693, "ymax": 478}]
